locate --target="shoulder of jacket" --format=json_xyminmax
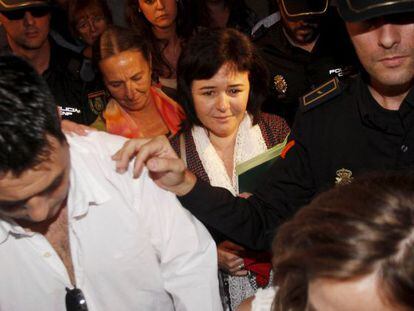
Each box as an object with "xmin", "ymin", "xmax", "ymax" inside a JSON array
[{"xmin": 300, "ymin": 77, "xmax": 343, "ymax": 113}]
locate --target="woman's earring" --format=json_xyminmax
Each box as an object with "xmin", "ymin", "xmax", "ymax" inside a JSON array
[{"xmin": 138, "ymin": 7, "xmax": 141, "ymax": 13}]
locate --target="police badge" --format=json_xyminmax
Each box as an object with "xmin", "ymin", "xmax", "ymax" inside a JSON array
[
  {"xmin": 88, "ymin": 90, "xmax": 107, "ymax": 115},
  {"xmin": 335, "ymin": 168, "xmax": 353, "ymax": 185},
  {"xmin": 273, "ymin": 75, "xmax": 287, "ymax": 95}
]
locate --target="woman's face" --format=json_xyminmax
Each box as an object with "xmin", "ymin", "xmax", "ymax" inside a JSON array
[
  {"xmin": 75, "ymin": 5, "xmax": 109, "ymax": 46},
  {"xmin": 138, "ymin": 0, "xmax": 177, "ymax": 30},
  {"xmin": 191, "ymin": 63, "xmax": 250, "ymax": 138},
  {"xmin": 307, "ymin": 274, "xmax": 402, "ymax": 311},
  {"xmin": 100, "ymin": 50, "xmax": 152, "ymax": 111}
]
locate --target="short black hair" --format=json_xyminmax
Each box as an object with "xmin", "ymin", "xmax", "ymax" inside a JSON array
[
  {"xmin": 0, "ymin": 55, "xmax": 65, "ymax": 177},
  {"xmin": 177, "ymin": 28, "xmax": 269, "ymax": 128}
]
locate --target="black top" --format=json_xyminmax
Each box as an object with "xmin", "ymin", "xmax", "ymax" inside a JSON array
[
  {"xmin": 43, "ymin": 39, "xmax": 100, "ymax": 125},
  {"xmin": 0, "ymin": 37, "xmax": 101, "ymax": 125},
  {"xmin": 254, "ymin": 9, "xmax": 359, "ymax": 125},
  {"xmin": 178, "ymin": 75, "xmax": 414, "ymax": 250}
]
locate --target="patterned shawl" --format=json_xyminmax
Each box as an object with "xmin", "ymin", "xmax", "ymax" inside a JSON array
[{"xmin": 103, "ymin": 86, "xmax": 185, "ymax": 138}]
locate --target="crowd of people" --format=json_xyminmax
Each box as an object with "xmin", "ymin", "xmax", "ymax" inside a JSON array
[{"xmin": 0, "ymin": 0, "xmax": 413, "ymax": 310}]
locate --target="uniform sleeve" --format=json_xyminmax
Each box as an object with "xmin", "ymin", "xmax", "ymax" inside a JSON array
[
  {"xmin": 178, "ymin": 121, "xmax": 316, "ymax": 251},
  {"xmin": 135, "ymin": 172, "xmax": 222, "ymax": 311}
]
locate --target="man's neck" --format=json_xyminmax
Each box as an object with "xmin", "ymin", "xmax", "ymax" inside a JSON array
[
  {"xmin": 8, "ymin": 37, "xmax": 51, "ymax": 75},
  {"xmin": 16, "ymin": 201, "xmax": 67, "ymax": 235},
  {"xmin": 282, "ymin": 27, "xmax": 318, "ymax": 53},
  {"xmin": 368, "ymin": 79, "xmax": 413, "ymax": 111}
]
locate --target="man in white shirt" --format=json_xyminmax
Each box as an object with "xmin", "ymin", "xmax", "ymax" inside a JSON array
[{"xmin": 0, "ymin": 55, "xmax": 221, "ymax": 310}]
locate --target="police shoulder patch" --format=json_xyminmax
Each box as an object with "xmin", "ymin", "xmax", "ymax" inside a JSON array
[{"xmin": 300, "ymin": 77, "xmax": 342, "ymax": 112}]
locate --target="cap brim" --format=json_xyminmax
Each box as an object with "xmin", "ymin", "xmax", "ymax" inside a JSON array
[
  {"xmin": 0, "ymin": 1, "xmax": 50, "ymax": 12},
  {"xmin": 338, "ymin": 0, "xmax": 414, "ymax": 22},
  {"xmin": 281, "ymin": 0, "xmax": 329, "ymax": 19}
]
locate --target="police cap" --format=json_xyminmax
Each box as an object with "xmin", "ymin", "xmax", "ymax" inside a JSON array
[
  {"xmin": 279, "ymin": 0, "xmax": 329, "ymax": 20},
  {"xmin": 337, "ymin": 0, "xmax": 414, "ymax": 22}
]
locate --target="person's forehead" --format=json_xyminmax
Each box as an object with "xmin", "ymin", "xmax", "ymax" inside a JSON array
[
  {"xmin": 192, "ymin": 65, "xmax": 249, "ymax": 86},
  {"xmin": 101, "ymin": 50, "xmax": 148, "ymax": 73},
  {"xmin": 308, "ymin": 274, "xmax": 395, "ymax": 311},
  {"xmin": 75, "ymin": 5, "xmax": 104, "ymax": 19}
]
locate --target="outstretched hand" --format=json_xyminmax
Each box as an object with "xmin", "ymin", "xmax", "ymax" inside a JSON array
[
  {"xmin": 112, "ymin": 136, "xmax": 197, "ymax": 196},
  {"xmin": 61, "ymin": 120, "xmax": 96, "ymax": 136}
]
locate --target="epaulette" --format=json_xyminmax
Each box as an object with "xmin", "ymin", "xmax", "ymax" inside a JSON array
[{"xmin": 300, "ymin": 77, "xmax": 342, "ymax": 112}]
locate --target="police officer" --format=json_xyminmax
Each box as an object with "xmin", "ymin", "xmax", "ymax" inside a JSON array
[
  {"xmin": 114, "ymin": 0, "xmax": 414, "ymax": 251},
  {"xmin": 0, "ymin": 0, "xmax": 104, "ymax": 125},
  {"xmin": 253, "ymin": 0, "xmax": 359, "ymax": 125}
]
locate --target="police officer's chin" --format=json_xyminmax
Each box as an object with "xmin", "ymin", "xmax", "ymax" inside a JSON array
[{"xmin": 293, "ymin": 27, "xmax": 318, "ymax": 44}]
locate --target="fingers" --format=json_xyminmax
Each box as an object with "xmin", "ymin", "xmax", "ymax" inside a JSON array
[
  {"xmin": 219, "ymin": 240, "xmax": 245, "ymax": 253},
  {"xmin": 61, "ymin": 120, "xmax": 95, "ymax": 136},
  {"xmin": 112, "ymin": 136, "xmax": 195, "ymax": 195},
  {"xmin": 233, "ymin": 270, "xmax": 248, "ymax": 277},
  {"xmin": 147, "ymin": 157, "xmax": 185, "ymax": 174},
  {"xmin": 218, "ymin": 248, "xmax": 248, "ymax": 276},
  {"xmin": 112, "ymin": 138, "xmax": 151, "ymax": 176},
  {"xmin": 238, "ymin": 192, "xmax": 252, "ymax": 199}
]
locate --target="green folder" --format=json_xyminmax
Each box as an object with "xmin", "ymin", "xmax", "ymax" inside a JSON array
[{"xmin": 236, "ymin": 136, "xmax": 288, "ymax": 193}]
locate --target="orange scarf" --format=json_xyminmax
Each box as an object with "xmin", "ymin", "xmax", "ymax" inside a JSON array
[{"xmin": 103, "ymin": 86, "xmax": 185, "ymax": 138}]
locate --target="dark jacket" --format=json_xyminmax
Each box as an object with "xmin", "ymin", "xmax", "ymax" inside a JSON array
[
  {"xmin": 254, "ymin": 9, "xmax": 359, "ymax": 125},
  {"xmin": 178, "ymin": 75, "xmax": 414, "ymax": 250},
  {"xmin": 0, "ymin": 37, "xmax": 102, "ymax": 125}
]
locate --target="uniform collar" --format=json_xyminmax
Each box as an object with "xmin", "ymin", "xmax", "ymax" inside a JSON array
[
  {"xmin": 357, "ymin": 75, "xmax": 413, "ymax": 134},
  {"xmin": 405, "ymin": 86, "xmax": 414, "ymax": 107}
]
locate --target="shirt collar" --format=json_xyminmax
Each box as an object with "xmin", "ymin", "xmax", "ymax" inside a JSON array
[
  {"xmin": 0, "ymin": 137, "xmax": 112, "ymax": 244},
  {"xmin": 67, "ymin": 140, "xmax": 111, "ymax": 219},
  {"xmin": 0, "ymin": 217, "xmax": 35, "ymax": 244}
]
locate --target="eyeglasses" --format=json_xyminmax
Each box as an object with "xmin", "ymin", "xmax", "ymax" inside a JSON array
[
  {"xmin": 65, "ymin": 287, "xmax": 89, "ymax": 311},
  {"xmin": 1, "ymin": 7, "xmax": 50, "ymax": 21}
]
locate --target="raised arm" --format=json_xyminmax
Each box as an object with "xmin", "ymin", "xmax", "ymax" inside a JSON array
[{"xmin": 113, "ymin": 133, "xmax": 316, "ymax": 250}]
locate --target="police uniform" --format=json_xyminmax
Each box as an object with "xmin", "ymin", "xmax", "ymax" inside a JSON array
[
  {"xmin": 0, "ymin": 37, "xmax": 105, "ymax": 125},
  {"xmin": 43, "ymin": 39, "xmax": 106, "ymax": 125},
  {"xmin": 177, "ymin": 75, "xmax": 414, "ymax": 250},
  {"xmin": 253, "ymin": 8, "xmax": 359, "ymax": 125}
]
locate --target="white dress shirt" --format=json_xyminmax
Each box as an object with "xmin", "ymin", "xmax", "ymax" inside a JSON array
[{"xmin": 0, "ymin": 132, "xmax": 221, "ymax": 311}]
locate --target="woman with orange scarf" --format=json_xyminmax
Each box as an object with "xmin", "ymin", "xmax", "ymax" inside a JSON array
[{"xmin": 92, "ymin": 25, "xmax": 185, "ymax": 138}]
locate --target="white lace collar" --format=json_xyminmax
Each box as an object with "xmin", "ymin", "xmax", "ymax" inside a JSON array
[{"xmin": 192, "ymin": 113, "xmax": 267, "ymax": 195}]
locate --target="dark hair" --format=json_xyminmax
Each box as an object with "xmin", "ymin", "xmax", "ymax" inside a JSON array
[
  {"xmin": 193, "ymin": 0, "xmax": 256, "ymax": 34},
  {"xmin": 0, "ymin": 55, "xmax": 66, "ymax": 177},
  {"xmin": 125, "ymin": 0, "xmax": 194, "ymax": 79},
  {"xmin": 272, "ymin": 172, "xmax": 414, "ymax": 310},
  {"xmin": 177, "ymin": 28, "xmax": 268, "ymax": 128},
  {"xmin": 67, "ymin": 0, "xmax": 113, "ymax": 39},
  {"xmin": 93, "ymin": 25, "xmax": 152, "ymax": 73}
]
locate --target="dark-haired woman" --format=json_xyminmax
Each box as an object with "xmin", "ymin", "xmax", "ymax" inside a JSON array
[
  {"xmin": 193, "ymin": 0, "xmax": 258, "ymax": 35},
  {"xmin": 126, "ymin": 0, "xmax": 194, "ymax": 98},
  {"xmin": 170, "ymin": 28, "xmax": 289, "ymax": 310}
]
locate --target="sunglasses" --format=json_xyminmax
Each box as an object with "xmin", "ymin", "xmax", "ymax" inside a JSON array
[
  {"xmin": 1, "ymin": 7, "xmax": 50, "ymax": 20},
  {"xmin": 65, "ymin": 287, "xmax": 89, "ymax": 311}
]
